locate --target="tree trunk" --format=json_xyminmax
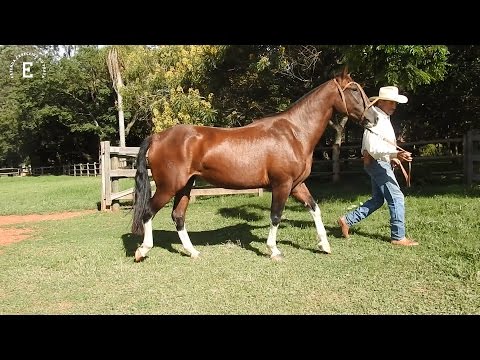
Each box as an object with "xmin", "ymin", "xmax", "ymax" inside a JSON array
[
  {"xmin": 331, "ymin": 115, "xmax": 349, "ymax": 183},
  {"xmin": 107, "ymin": 47, "xmax": 126, "ymax": 148},
  {"xmin": 117, "ymin": 82, "xmax": 125, "ymax": 148}
]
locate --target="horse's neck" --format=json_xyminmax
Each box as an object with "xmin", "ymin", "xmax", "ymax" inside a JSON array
[{"xmin": 287, "ymin": 83, "xmax": 334, "ymax": 154}]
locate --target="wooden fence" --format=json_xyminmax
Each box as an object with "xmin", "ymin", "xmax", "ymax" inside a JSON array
[
  {"xmin": 99, "ymin": 141, "xmax": 263, "ymax": 211},
  {"xmin": 31, "ymin": 163, "xmax": 100, "ymax": 176},
  {"xmin": 464, "ymin": 129, "xmax": 480, "ymax": 185},
  {"xmin": 311, "ymin": 137, "xmax": 466, "ymax": 183},
  {"xmin": 64, "ymin": 163, "xmax": 100, "ymax": 176},
  {"xmin": 2, "ymin": 163, "xmax": 101, "ymax": 177},
  {"xmin": 0, "ymin": 168, "xmax": 20, "ymax": 177}
]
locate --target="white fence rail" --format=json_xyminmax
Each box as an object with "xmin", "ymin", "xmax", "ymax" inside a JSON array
[{"xmin": 1, "ymin": 163, "xmax": 102, "ymax": 177}]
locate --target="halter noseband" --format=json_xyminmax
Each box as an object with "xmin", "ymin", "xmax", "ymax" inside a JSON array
[{"xmin": 333, "ymin": 78, "xmax": 374, "ymax": 126}]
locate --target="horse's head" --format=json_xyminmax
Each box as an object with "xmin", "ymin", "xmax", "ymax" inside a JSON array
[{"xmin": 333, "ymin": 68, "xmax": 377, "ymax": 128}]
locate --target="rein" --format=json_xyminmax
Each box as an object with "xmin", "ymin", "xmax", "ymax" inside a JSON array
[
  {"xmin": 333, "ymin": 79, "xmax": 411, "ymax": 187},
  {"xmin": 364, "ymin": 127, "xmax": 412, "ymax": 187}
]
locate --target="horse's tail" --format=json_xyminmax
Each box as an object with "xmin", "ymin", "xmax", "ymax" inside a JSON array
[{"xmin": 132, "ymin": 136, "xmax": 153, "ymax": 235}]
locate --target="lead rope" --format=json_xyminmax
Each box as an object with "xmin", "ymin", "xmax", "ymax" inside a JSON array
[{"xmin": 365, "ymin": 127, "xmax": 412, "ymax": 187}]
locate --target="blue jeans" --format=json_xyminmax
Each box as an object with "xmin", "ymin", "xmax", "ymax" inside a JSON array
[{"xmin": 344, "ymin": 160, "xmax": 406, "ymax": 240}]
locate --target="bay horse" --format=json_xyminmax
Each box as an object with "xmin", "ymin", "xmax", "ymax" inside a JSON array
[{"xmin": 131, "ymin": 68, "xmax": 376, "ymax": 262}]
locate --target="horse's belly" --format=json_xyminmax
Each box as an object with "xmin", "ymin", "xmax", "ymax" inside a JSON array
[{"xmin": 199, "ymin": 165, "xmax": 267, "ymax": 189}]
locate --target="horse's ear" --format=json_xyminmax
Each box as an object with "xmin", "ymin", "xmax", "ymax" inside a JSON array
[{"xmin": 342, "ymin": 66, "xmax": 349, "ymax": 77}]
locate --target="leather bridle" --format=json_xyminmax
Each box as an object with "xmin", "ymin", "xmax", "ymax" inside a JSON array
[{"xmin": 333, "ymin": 78, "xmax": 374, "ymax": 127}]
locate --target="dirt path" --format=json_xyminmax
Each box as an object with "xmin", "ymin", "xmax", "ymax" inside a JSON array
[{"xmin": 0, "ymin": 210, "xmax": 97, "ymax": 247}]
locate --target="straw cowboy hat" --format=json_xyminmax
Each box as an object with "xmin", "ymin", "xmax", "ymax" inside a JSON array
[{"xmin": 369, "ymin": 86, "xmax": 408, "ymax": 103}]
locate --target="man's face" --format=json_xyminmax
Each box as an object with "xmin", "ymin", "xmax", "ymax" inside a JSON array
[{"xmin": 377, "ymin": 100, "xmax": 397, "ymax": 116}]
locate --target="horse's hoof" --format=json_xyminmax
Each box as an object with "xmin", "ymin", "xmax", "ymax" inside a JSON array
[
  {"xmin": 271, "ymin": 254, "xmax": 284, "ymax": 262},
  {"xmin": 191, "ymin": 252, "xmax": 201, "ymax": 260},
  {"xmin": 134, "ymin": 248, "xmax": 145, "ymax": 262},
  {"xmin": 318, "ymin": 243, "xmax": 332, "ymax": 254}
]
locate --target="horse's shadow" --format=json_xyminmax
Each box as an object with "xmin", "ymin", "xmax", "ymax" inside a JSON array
[
  {"xmin": 217, "ymin": 205, "xmax": 329, "ymax": 254},
  {"xmin": 122, "ymin": 222, "xmax": 272, "ymax": 259},
  {"xmin": 122, "ymin": 202, "xmax": 393, "ymax": 260},
  {"xmin": 217, "ymin": 204, "xmax": 268, "ymax": 222},
  {"xmin": 121, "ymin": 221, "xmax": 331, "ymax": 260}
]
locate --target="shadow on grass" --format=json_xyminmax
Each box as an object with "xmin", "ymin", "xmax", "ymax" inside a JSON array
[
  {"xmin": 217, "ymin": 203, "xmax": 393, "ymax": 251},
  {"xmin": 122, "ymin": 222, "xmax": 271, "ymax": 259},
  {"xmin": 121, "ymin": 182, "xmax": 417, "ymax": 261},
  {"xmin": 217, "ymin": 204, "xmax": 268, "ymax": 222},
  {"xmin": 121, "ymin": 219, "xmax": 392, "ymax": 262}
]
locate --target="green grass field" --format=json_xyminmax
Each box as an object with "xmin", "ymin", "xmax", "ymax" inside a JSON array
[{"xmin": 0, "ymin": 175, "xmax": 479, "ymax": 314}]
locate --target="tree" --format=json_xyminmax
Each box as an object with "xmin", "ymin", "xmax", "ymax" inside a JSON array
[
  {"xmin": 120, "ymin": 45, "xmax": 226, "ymax": 139},
  {"xmin": 107, "ymin": 47, "xmax": 126, "ymax": 147},
  {"xmin": 404, "ymin": 45, "xmax": 480, "ymax": 140},
  {"xmin": 0, "ymin": 45, "xmax": 40, "ymax": 166},
  {"xmin": 3, "ymin": 45, "xmax": 117, "ymax": 166}
]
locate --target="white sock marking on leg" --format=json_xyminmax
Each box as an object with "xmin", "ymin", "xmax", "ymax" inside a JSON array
[
  {"xmin": 267, "ymin": 223, "xmax": 281, "ymax": 257},
  {"xmin": 309, "ymin": 204, "xmax": 331, "ymax": 253},
  {"xmin": 138, "ymin": 218, "xmax": 153, "ymax": 257},
  {"xmin": 178, "ymin": 226, "xmax": 200, "ymax": 258}
]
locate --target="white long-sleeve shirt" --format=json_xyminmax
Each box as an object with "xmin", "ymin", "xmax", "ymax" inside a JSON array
[{"xmin": 361, "ymin": 106, "xmax": 398, "ymax": 162}]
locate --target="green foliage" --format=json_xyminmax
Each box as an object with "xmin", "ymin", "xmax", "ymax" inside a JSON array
[
  {"xmin": 121, "ymin": 45, "xmax": 226, "ymax": 133},
  {"xmin": 341, "ymin": 45, "xmax": 449, "ymax": 91},
  {"xmin": 0, "ymin": 45, "xmax": 117, "ymax": 166},
  {"xmin": 209, "ymin": 45, "xmax": 298, "ymax": 127},
  {"xmin": 404, "ymin": 45, "xmax": 480, "ymax": 140},
  {"xmin": 151, "ymin": 88, "xmax": 215, "ymax": 132},
  {"xmin": 418, "ymin": 143, "xmax": 452, "ymax": 157},
  {"xmin": 0, "ymin": 46, "xmax": 36, "ymax": 166}
]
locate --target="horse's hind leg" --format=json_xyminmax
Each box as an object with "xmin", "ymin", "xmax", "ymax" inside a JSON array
[
  {"xmin": 135, "ymin": 191, "xmax": 173, "ymax": 262},
  {"xmin": 267, "ymin": 182, "xmax": 292, "ymax": 261},
  {"xmin": 172, "ymin": 177, "xmax": 200, "ymax": 259},
  {"xmin": 290, "ymin": 182, "xmax": 331, "ymax": 254}
]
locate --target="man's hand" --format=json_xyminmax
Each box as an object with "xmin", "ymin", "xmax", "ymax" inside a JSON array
[{"xmin": 397, "ymin": 150, "xmax": 413, "ymax": 162}]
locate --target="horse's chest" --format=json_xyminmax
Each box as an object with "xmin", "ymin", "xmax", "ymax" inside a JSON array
[
  {"xmin": 301, "ymin": 161, "xmax": 312, "ymax": 177},
  {"xmin": 294, "ymin": 157, "xmax": 313, "ymax": 178}
]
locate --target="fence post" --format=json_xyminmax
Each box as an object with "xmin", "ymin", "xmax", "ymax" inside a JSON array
[
  {"xmin": 111, "ymin": 155, "xmax": 120, "ymax": 211},
  {"xmin": 464, "ymin": 129, "xmax": 480, "ymax": 186},
  {"xmin": 463, "ymin": 132, "xmax": 469, "ymax": 186},
  {"xmin": 100, "ymin": 141, "xmax": 111, "ymax": 211}
]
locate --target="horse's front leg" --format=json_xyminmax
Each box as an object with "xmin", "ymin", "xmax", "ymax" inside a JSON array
[
  {"xmin": 290, "ymin": 182, "xmax": 331, "ymax": 254},
  {"xmin": 267, "ymin": 183, "xmax": 292, "ymax": 261},
  {"xmin": 172, "ymin": 178, "xmax": 200, "ymax": 259}
]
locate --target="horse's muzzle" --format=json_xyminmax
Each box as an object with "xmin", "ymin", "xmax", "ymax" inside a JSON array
[{"xmin": 362, "ymin": 114, "xmax": 379, "ymax": 128}]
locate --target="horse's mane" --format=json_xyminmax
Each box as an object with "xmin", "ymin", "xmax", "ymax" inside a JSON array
[
  {"xmin": 248, "ymin": 80, "xmax": 331, "ymax": 125},
  {"xmin": 239, "ymin": 69, "xmax": 348, "ymax": 125}
]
